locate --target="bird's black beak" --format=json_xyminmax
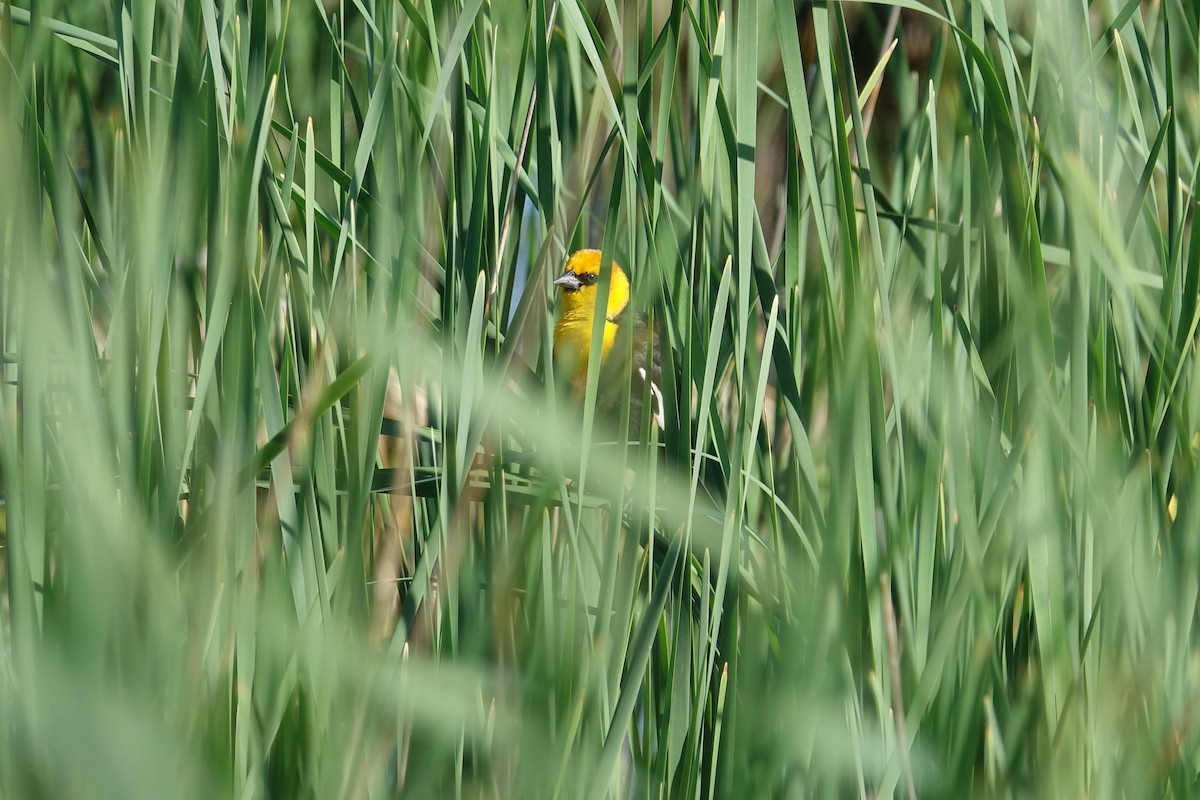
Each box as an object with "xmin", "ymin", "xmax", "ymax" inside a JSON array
[{"xmin": 553, "ymin": 272, "xmax": 582, "ymax": 292}]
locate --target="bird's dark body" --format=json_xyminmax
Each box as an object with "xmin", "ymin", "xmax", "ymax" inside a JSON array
[{"xmin": 597, "ymin": 304, "xmax": 663, "ymax": 442}]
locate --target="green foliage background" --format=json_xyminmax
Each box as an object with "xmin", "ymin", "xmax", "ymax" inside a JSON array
[{"xmin": 1, "ymin": 0, "xmax": 1198, "ymax": 797}]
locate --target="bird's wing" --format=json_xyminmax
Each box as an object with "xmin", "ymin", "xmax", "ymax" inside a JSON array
[{"xmin": 600, "ymin": 314, "xmax": 664, "ymax": 438}]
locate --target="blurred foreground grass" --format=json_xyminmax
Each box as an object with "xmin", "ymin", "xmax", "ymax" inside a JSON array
[{"xmin": 1, "ymin": 0, "xmax": 1199, "ymax": 797}]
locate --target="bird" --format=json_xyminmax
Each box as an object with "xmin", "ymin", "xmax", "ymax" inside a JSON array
[
  {"xmin": 551, "ymin": 251, "xmax": 717, "ymax": 642},
  {"xmin": 551, "ymin": 249, "xmax": 664, "ymax": 441}
]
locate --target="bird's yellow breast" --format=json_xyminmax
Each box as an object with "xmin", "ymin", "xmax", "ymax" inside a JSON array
[{"xmin": 553, "ymin": 314, "xmax": 619, "ymax": 389}]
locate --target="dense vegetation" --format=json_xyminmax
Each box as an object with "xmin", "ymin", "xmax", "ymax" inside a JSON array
[{"xmin": 1, "ymin": 0, "xmax": 1198, "ymax": 796}]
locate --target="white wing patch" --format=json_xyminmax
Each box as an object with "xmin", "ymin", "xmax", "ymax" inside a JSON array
[{"xmin": 638, "ymin": 367, "xmax": 665, "ymax": 430}]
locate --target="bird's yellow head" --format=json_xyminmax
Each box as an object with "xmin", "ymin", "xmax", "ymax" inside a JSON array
[{"xmin": 552, "ymin": 249, "xmax": 631, "ymax": 323}]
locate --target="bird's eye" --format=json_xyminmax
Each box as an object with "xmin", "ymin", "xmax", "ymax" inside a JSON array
[{"xmin": 580, "ymin": 273, "xmax": 598, "ymax": 285}]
